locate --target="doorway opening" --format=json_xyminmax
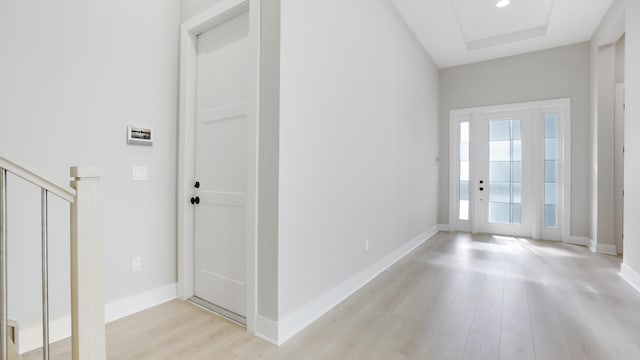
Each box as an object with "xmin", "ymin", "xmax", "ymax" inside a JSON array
[
  {"xmin": 177, "ymin": 0, "xmax": 259, "ymax": 332},
  {"xmin": 449, "ymin": 99, "xmax": 571, "ymax": 241}
]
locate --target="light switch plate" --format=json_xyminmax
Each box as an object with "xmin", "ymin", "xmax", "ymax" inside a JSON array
[
  {"xmin": 132, "ymin": 166, "xmax": 148, "ymax": 181},
  {"xmin": 132, "ymin": 257, "xmax": 142, "ymax": 272}
]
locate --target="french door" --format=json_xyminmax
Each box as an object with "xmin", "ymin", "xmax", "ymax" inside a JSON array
[{"xmin": 450, "ymin": 99, "xmax": 570, "ymax": 241}]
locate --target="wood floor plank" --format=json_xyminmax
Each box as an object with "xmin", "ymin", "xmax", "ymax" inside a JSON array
[
  {"xmin": 425, "ymin": 332, "xmax": 466, "ymax": 360},
  {"xmin": 530, "ymin": 320, "xmax": 571, "ymax": 360},
  {"xmin": 439, "ymin": 288, "xmax": 480, "ymax": 339},
  {"xmin": 462, "ymin": 296, "xmax": 502, "ymax": 360}
]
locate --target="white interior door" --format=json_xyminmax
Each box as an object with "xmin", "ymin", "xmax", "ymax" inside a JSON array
[
  {"xmin": 193, "ymin": 12, "xmax": 249, "ymax": 319},
  {"xmin": 472, "ymin": 112, "xmax": 533, "ymax": 237}
]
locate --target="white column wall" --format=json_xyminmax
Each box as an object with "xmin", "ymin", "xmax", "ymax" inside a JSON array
[{"xmin": 278, "ymin": 0, "xmax": 440, "ymax": 328}]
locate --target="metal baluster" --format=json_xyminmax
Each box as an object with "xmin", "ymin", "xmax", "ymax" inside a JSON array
[
  {"xmin": 41, "ymin": 189, "xmax": 50, "ymax": 360},
  {"xmin": 0, "ymin": 168, "xmax": 8, "ymax": 360}
]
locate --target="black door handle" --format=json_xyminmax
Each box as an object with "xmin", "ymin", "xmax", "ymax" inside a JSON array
[{"xmin": 190, "ymin": 196, "xmax": 200, "ymax": 205}]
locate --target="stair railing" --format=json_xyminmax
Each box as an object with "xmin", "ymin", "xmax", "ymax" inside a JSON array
[{"xmin": 0, "ymin": 157, "xmax": 105, "ymax": 360}]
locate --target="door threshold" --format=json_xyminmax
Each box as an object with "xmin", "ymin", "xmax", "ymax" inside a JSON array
[{"xmin": 189, "ymin": 296, "xmax": 246, "ymax": 326}]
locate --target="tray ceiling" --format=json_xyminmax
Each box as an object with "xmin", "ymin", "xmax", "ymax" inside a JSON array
[{"xmin": 391, "ymin": 0, "xmax": 615, "ymax": 68}]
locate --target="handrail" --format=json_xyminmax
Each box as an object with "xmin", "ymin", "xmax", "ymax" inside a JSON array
[
  {"xmin": 0, "ymin": 157, "xmax": 76, "ymax": 203},
  {"xmin": 0, "ymin": 158, "xmax": 102, "ymax": 360}
]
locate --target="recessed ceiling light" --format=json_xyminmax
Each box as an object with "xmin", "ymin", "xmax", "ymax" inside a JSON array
[{"xmin": 496, "ymin": 0, "xmax": 511, "ymax": 8}]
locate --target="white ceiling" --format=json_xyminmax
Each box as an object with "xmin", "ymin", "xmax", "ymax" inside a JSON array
[{"xmin": 391, "ymin": 0, "xmax": 615, "ymax": 68}]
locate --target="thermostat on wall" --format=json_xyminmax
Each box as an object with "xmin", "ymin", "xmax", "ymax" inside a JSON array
[{"xmin": 127, "ymin": 126, "xmax": 153, "ymax": 146}]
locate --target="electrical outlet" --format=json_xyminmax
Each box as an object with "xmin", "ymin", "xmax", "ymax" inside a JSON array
[
  {"xmin": 132, "ymin": 257, "xmax": 142, "ymax": 272},
  {"xmin": 365, "ymin": 239, "xmax": 369, "ymax": 252}
]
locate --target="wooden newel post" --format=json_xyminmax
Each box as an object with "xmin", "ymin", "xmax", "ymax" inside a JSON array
[{"xmin": 70, "ymin": 167, "xmax": 105, "ymax": 360}]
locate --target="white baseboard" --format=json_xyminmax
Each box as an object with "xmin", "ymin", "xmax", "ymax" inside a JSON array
[
  {"xmin": 621, "ymin": 263, "xmax": 640, "ymax": 294},
  {"xmin": 567, "ymin": 236, "xmax": 617, "ymax": 255},
  {"xmin": 567, "ymin": 236, "xmax": 590, "ymax": 247},
  {"xmin": 594, "ymin": 243, "xmax": 618, "ymax": 255},
  {"xmin": 105, "ymin": 283, "xmax": 177, "ymax": 323},
  {"xmin": 19, "ymin": 283, "xmax": 177, "ymax": 354},
  {"xmin": 437, "ymin": 224, "xmax": 450, "ymax": 232},
  {"xmin": 254, "ymin": 315, "xmax": 278, "ymax": 345},
  {"xmin": 274, "ymin": 225, "xmax": 440, "ymax": 345},
  {"xmin": 586, "ymin": 239, "xmax": 618, "ymax": 255},
  {"xmin": 19, "ymin": 316, "xmax": 71, "ymax": 356}
]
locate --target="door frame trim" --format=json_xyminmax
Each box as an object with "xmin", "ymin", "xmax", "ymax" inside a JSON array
[
  {"xmin": 614, "ymin": 83, "xmax": 625, "ymax": 254},
  {"xmin": 448, "ymin": 98, "xmax": 572, "ymax": 242},
  {"xmin": 177, "ymin": 0, "xmax": 260, "ymax": 332}
]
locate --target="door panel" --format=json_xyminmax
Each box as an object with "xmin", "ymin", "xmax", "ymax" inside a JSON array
[
  {"xmin": 200, "ymin": 108, "xmax": 248, "ymax": 193},
  {"xmin": 195, "ymin": 203, "xmax": 246, "ymax": 314},
  {"xmin": 194, "ymin": 12, "xmax": 249, "ymax": 318},
  {"xmin": 473, "ymin": 112, "xmax": 532, "ymax": 237}
]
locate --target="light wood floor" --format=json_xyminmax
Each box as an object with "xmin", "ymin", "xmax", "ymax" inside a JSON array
[{"xmin": 24, "ymin": 232, "xmax": 640, "ymax": 359}]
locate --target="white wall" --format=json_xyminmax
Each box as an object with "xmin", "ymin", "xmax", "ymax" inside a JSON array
[
  {"xmin": 278, "ymin": 0, "xmax": 439, "ymax": 320},
  {"xmin": 257, "ymin": 0, "xmax": 281, "ymax": 323},
  {"xmin": 439, "ymin": 43, "xmax": 591, "ymax": 237},
  {"xmin": 0, "ymin": 0, "xmax": 180, "ymax": 335},
  {"xmin": 623, "ymin": 0, "xmax": 640, "ymax": 287},
  {"xmin": 594, "ymin": 44, "xmax": 616, "ymax": 248},
  {"xmin": 182, "ymin": 0, "xmax": 226, "ymax": 20},
  {"xmin": 616, "ymin": 35, "xmax": 626, "ymax": 84},
  {"xmin": 589, "ymin": 0, "xmax": 625, "ymax": 251}
]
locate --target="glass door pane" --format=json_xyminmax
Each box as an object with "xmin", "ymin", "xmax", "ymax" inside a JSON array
[
  {"xmin": 459, "ymin": 122, "xmax": 470, "ymax": 220},
  {"xmin": 488, "ymin": 119, "xmax": 521, "ymax": 224},
  {"xmin": 544, "ymin": 114, "xmax": 558, "ymax": 228}
]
